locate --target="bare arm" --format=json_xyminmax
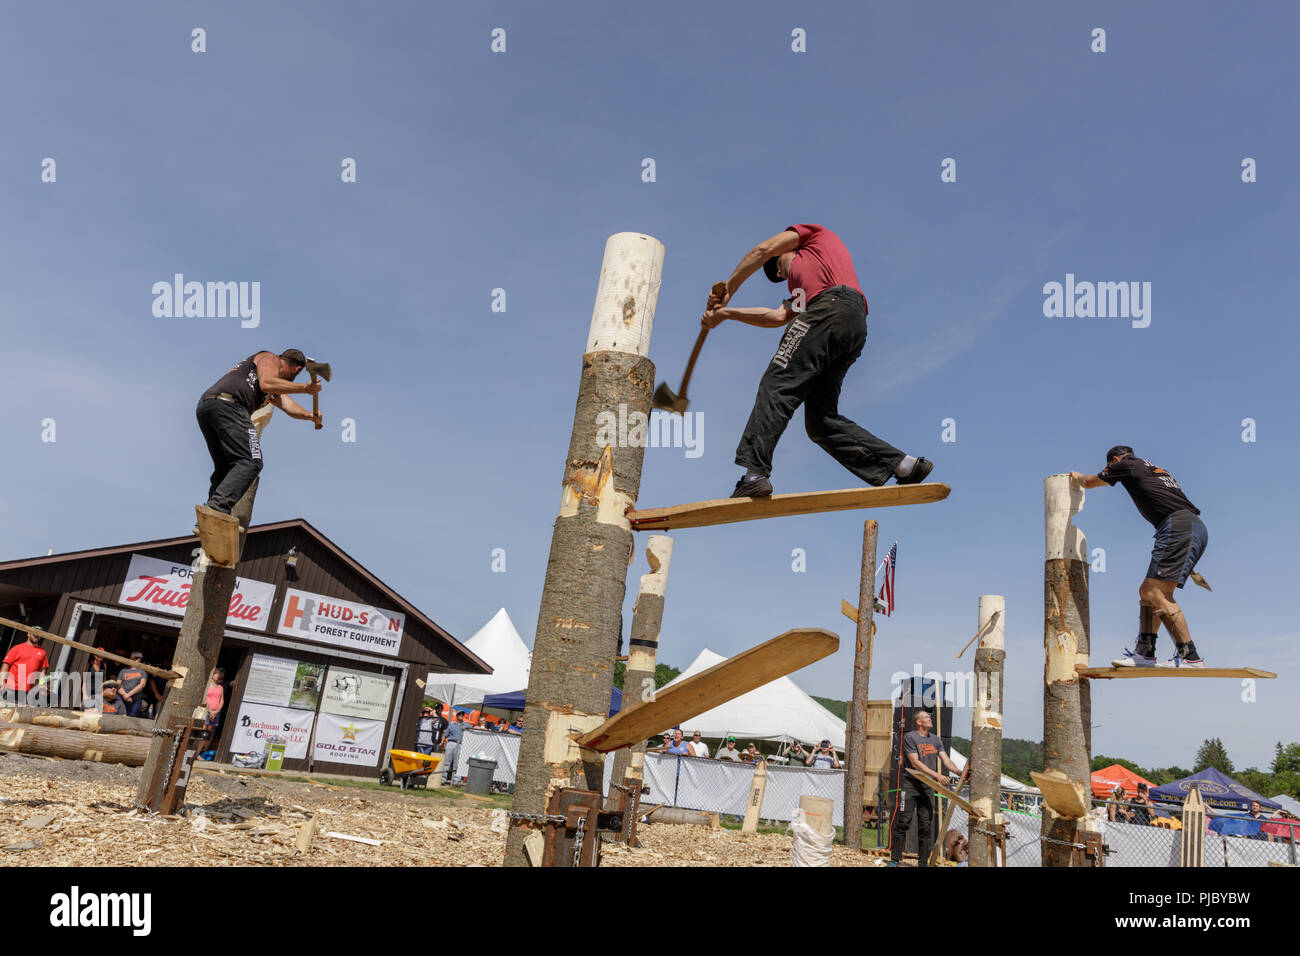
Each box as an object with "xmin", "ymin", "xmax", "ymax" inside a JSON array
[
  {"xmin": 703, "ymin": 301, "xmax": 795, "ymax": 330},
  {"xmin": 270, "ymin": 393, "xmax": 319, "ymax": 422},
  {"xmin": 709, "ymin": 230, "xmax": 801, "ymax": 309},
  {"xmin": 1069, "ymin": 472, "xmax": 1107, "ymax": 489},
  {"xmin": 254, "ymin": 352, "xmax": 320, "ymax": 397},
  {"xmin": 907, "ymin": 752, "xmax": 945, "ymax": 784},
  {"xmin": 939, "ymin": 751, "xmax": 962, "ymax": 775}
]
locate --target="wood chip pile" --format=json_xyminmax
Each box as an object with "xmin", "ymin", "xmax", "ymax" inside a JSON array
[{"xmin": 0, "ymin": 756, "xmax": 878, "ymax": 867}]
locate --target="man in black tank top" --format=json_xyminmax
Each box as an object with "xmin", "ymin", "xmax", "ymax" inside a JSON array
[
  {"xmin": 197, "ymin": 349, "xmax": 322, "ymax": 513},
  {"xmin": 1071, "ymin": 447, "xmax": 1209, "ymax": 669}
]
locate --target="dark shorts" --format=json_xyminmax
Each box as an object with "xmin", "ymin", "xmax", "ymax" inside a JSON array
[{"xmin": 1147, "ymin": 510, "xmax": 1208, "ymax": 588}]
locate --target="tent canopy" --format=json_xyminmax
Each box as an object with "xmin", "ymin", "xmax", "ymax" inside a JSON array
[
  {"xmin": 1149, "ymin": 767, "xmax": 1281, "ymax": 812},
  {"xmin": 484, "ymin": 687, "xmax": 621, "ymax": 717},
  {"xmin": 424, "ymin": 608, "xmax": 531, "ymax": 707},
  {"xmin": 656, "ymin": 648, "xmax": 846, "ymax": 748},
  {"xmin": 1270, "ymin": 794, "xmax": 1300, "ymax": 819},
  {"xmin": 1091, "ymin": 763, "xmax": 1157, "ymax": 799}
]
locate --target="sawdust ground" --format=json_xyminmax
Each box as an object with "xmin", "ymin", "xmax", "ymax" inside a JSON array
[{"xmin": 0, "ymin": 754, "xmax": 893, "ymax": 867}]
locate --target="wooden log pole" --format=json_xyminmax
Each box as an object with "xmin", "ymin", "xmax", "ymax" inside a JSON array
[
  {"xmin": 0, "ymin": 721, "xmax": 150, "ymax": 766},
  {"xmin": 968, "ymin": 594, "xmax": 1005, "ymax": 867},
  {"xmin": 1181, "ymin": 785, "xmax": 1205, "ymax": 867},
  {"xmin": 0, "ymin": 707, "xmax": 156, "ymax": 737},
  {"xmin": 645, "ymin": 807, "xmax": 719, "ymax": 827},
  {"xmin": 136, "ymin": 407, "xmax": 271, "ymax": 809},
  {"xmin": 610, "ymin": 534, "xmax": 673, "ymax": 792},
  {"xmin": 1042, "ymin": 474, "xmax": 1094, "ymax": 866},
  {"xmin": 0, "ymin": 616, "xmax": 180, "ymax": 681},
  {"xmin": 504, "ymin": 233, "xmax": 664, "ymax": 867},
  {"xmin": 742, "ymin": 760, "xmax": 768, "ymax": 833},
  {"xmin": 842, "ymin": 520, "xmax": 878, "ymax": 848}
]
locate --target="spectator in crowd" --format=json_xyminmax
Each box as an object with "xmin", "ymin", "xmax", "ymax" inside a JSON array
[
  {"xmin": 687, "ymin": 730, "xmax": 710, "ymax": 758},
  {"xmin": 1246, "ymin": 800, "xmax": 1270, "ymax": 841},
  {"xmin": 118, "ymin": 651, "xmax": 149, "ymax": 718},
  {"xmin": 745, "ymin": 743, "xmax": 764, "ymax": 764},
  {"xmin": 81, "ymin": 647, "xmax": 109, "ymax": 710},
  {"xmin": 442, "ymin": 712, "xmax": 465, "ymax": 784},
  {"xmin": 1128, "ymin": 782, "xmax": 1153, "ymax": 826},
  {"xmin": 415, "ymin": 707, "xmax": 438, "ymax": 755},
  {"xmin": 665, "ymin": 729, "xmax": 692, "ymax": 756},
  {"xmin": 1, "ymin": 630, "xmax": 49, "ymax": 699},
  {"xmin": 716, "ymin": 736, "xmax": 743, "ymax": 761},
  {"xmin": 890, "ymin": 710, "xmax": 963, "ymax": 868},
  {"xmin": 808, "ymin": 739, "xmax": 840, "ymax": 769},
  {"xmin": 780, "ymin": 740, "xmax": 809, "ymax": 765},
  {"xmin": 97, "ymin": 682, "xmax": 124, "ymax": 716},
  {"xmin": 647, "ymin": 732, "xmax": 672, "ymax": 754},
  {"xmin": 431, "ymin": 705, "xmax": 449, "ymax": 749},
  {"xmin": 146, "ymin": 670, "xmax": 168, "ymax": 719},
  {"xmin": 1107, "ymin": 783, "xmax": 1130, "ymax": 822},
  {"xmin": 202, "ymin": 668, "xmax": 226, "ymax": 739}
]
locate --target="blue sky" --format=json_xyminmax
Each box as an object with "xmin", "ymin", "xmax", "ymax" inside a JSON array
[{"xmin": 3, "ymin": 2, "xmax": 1296, "ymax": 773}]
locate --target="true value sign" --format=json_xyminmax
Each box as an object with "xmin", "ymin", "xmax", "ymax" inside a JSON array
[{"xmin": 118, "ymin": 554, "xmax": 275, "ymax": 630}]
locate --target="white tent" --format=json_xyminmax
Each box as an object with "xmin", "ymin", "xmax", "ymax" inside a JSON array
[
  {"xmin": 424, "ymin": 608, "xmax": 531, "ymax": 707},
  {"xmin": 945, "ymin": 747, "xmax": 1031, "ymax": 793},
  {"xmin": 1271, "ymin": 794, "xmax": 1300, "ymax": 818},
  {"xmin": 659, "ymin": 648, "xmax": 847, "ymax": 749}
]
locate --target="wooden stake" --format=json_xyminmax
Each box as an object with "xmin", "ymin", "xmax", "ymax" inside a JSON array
[
  {"xmin": 742, "ymin": 760, "xmax": 768, "ymax": 833},
  {"xmin": 842, "ymin": 521, "xmax": 878, "ymax": 849},
  {"xmin": 969, "ymin": 595, "xmax": 1005, "ymax": 866},
  {"xmin": 1180, "ymin": 785, "xmax": 1205, "ymax": 867}
]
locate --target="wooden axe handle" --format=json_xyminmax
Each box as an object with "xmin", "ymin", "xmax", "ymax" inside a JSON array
[
  {"xmin": 311, "ymin": 371, "xmax": 321, "ymax": 430},
  {"xmin": 678, "ymin": 282, "xmax": 728, "ymax": 398}
]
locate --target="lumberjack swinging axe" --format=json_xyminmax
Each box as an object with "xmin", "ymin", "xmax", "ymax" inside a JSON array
[
  {"xmin": 651, "ymin": 282, "xmax": 728, "ymax": 415},
  {"xmin": 305, "ymin": 357, "xmax": 332, "ymax": 431}
]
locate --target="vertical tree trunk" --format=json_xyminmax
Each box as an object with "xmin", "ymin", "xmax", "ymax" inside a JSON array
[
  {"xmin": 504, "ymin": 233, "xmax": 664, "ymax": 867},
  {"xmin": 610, "ymin": 534, "xmax": 673, "ymax": 789},
  {"xmin": 1042, "ymin": 474, "xmax": 1093, "ymax": 866},
  {"xmin": 842, "ymin": 520, "xmax": 877, "ymax": 848},
  {"xmin": 969, "ymin": 594, "xmax": 1005, "ymax": 867}
]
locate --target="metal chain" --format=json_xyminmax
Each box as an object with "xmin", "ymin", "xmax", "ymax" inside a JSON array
[
  {"xmin": 1040, "ymin": 834, "xmax": 1088, "ymax": 850},
  {"xmin": 150, "ymin": 727, "xmax": 177, "ymax": 737},
  {"xmin": 571, "ymin": 816, "xmax": 586, "ymax": 867},
  {"xmin": 507, "ymin": 811, "xmax": 566, "ymax": 826},
  {"xmin": 970, "ymin": 824, "xmax": 1004, "ymax": 839}
]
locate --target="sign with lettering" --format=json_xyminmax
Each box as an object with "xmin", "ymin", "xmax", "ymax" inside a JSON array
[
  {"xmin": 118, "ymin": 554, "xmax": 275, "ymax": 630},
  {"xmin": 276, "ymin": 588, "xmax": 404, "ymax": 658}
]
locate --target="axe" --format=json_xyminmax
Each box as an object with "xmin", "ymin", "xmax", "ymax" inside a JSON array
[
  {"xmin": 304, "ymin": 357, "xmax": 332, "ymax": 431},
  {"xmin": 652, "ymin": 281, "xmax": 728, "ymax": 415}
]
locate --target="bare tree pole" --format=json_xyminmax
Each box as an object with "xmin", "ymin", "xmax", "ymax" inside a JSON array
[
  {"xmin": 610, "ymin": 534, "xmax": 673, "ymax": 790},
  {"xmin": 1042, "ymin": 474, "xmax": 1094, "ymax": 865},
  {"xmin": 842, "ymin": 519, "xmax": 878, "ymax": 848},
  {"xmin": 969, "ymin": 594, "xmax": 1005, "ymax": 866},
  {"xmin": 504, "ymin": 233, "xmax": 664, "ymax": 866},
  {"xmin": 136, "ymin": 409, "xmax": 271, "ymax": 809}
]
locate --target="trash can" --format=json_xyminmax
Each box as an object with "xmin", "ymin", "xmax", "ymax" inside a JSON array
[{"xmin": 467, "ymin": 757, "xmax": 497, "ymax": 796}]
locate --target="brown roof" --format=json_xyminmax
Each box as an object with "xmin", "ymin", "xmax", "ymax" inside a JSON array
[{"xmin": 0, "ymin": 519, "xmax": 490, "ymax": 675}]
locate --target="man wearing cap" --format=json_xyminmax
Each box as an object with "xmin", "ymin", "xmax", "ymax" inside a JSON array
[
  {"xmin": 117, "ymin": 651, "xmax": 149, "ymax": 718},
  {"xmin": 716, "ymin": 736, "xmax": 743, "ymax": 762},
  {"xmin": 1128, "ymin": 782, "xmax": 1154, "ymax": 827},
  {"xmin": 703, "ymin": 224, "xmax": 933, "ymax": 498},
  {"xmin": 415, "ymin": 707, "xmax": 438, "ymax": 755},
  {"xmin": 197, "ymin": 350, "xmax": 322, "ymax": 516},
  {"xmin": 1071, "ymin": 447, "xmax": 1208, "ymax": 668},
  {"xmin": 807, "ymin": 739, "xmax": 840, "ymax": 769}
]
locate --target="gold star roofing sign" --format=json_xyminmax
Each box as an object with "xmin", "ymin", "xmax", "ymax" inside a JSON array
[{"xmin": 340, "ymin": 723, "xmax": 360, "ymax": 742}]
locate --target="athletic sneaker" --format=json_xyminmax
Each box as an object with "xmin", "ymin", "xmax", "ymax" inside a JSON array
[
  {"xmin": 896, "ymin": 457, "xmax": 934, "ymax": 485},
  {"xmin": 1161, "ymin": 641, "xmax": 1205, "ymax": 669},
  {"xmin": 1113, "ymin": 634, "xmax": 1158, "ymax": 667},
  {"xmin": 731, "ymin": 475, "xmax": 773, "ymax": 498}
]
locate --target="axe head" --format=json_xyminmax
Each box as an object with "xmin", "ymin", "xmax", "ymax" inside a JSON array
[
  {"xmin": 304, "ymin": 357, "xmax": 332, "ymax": 382},
  {"xmin": 651, "ymin": 382, "xmax": 688, "ymax": 414}
]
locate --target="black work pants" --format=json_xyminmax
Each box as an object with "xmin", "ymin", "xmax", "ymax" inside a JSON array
[
  {"xmin": 734, "ymin": 286, "xmax": 904, "ymax": 484},
  {"xmin": 196, "ymin": 398, "xmax": 264, "ymax": 513},
  {"xmin": 890, "ymin": 782, "xmax": 936, "ymax": 865}
]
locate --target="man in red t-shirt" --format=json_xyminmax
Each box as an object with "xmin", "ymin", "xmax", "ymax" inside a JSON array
[
  {"xmin": 704, "ymin": 224, "xmax": 933, "ymax": 497},
  {"xmin": 1, "ymin": 631, "xmax": 50, "ymax": 695}
]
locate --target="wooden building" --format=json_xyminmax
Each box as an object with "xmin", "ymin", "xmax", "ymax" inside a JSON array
[{"xmin": 0, "ymin": 519, "xmax": 489, "ymax": 777}]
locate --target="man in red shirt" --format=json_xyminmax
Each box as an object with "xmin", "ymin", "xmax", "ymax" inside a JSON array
[
  {"xmin": 704, "ymin": 224, "xmax": 933, "ymax": 497},
  {"xmin": 1, "ymin": 631, "xmax": 50, "ymax": 696}
]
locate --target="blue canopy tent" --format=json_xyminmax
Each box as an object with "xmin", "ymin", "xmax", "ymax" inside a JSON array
[
  {"xmin": 1149, "ymin": 767, "xmax": 1281, "ymax": 813},
  {"xmin": 482, "ymin": 687, "xmax": 622, "ymax": 717}
]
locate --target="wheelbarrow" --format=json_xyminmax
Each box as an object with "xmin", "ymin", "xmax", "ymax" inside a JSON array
[{"xmin": 379, "ymin": 749, "xmax": 442, "ymax": 790}]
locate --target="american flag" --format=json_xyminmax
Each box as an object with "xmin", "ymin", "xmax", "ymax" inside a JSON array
[{"xmin": 877, "ymin": 542, "xmax": 898, "ymax": 616}]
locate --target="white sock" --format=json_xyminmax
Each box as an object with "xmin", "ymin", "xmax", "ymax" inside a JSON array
[
  {"xmin": 744, "ymin": 470, "xmax": 765, "ymax": 481},
  {"xmin": 896, "ymin": 455, "xmax": 918, "ymax": 478}
]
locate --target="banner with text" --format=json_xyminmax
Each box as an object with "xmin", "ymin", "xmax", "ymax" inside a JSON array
[
  {"xmin": 229, "ymin": 701, "xmax": 314, "ymax": 760},
  {"xmin": 276, "ymin": 588, "xmax": 404, "ymax": 658},
  {"xmin": 313, "ymin": 712, "xmax": 385, "ymax": 767},
  {"xmin": 243, "ymin": 654, "xmax": 325, "ymax": 711},
  {"xmin": 119, "ymin": 554, "xmax": 274, "ymax": 630},
  {"xmin": 321, "ymin": 667, "xmax": 395, "ymax": 721}
]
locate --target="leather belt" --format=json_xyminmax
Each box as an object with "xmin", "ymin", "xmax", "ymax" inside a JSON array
[{"xmin": 200, "ymin": 393, "xmax": 237, "ymax": 403}]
